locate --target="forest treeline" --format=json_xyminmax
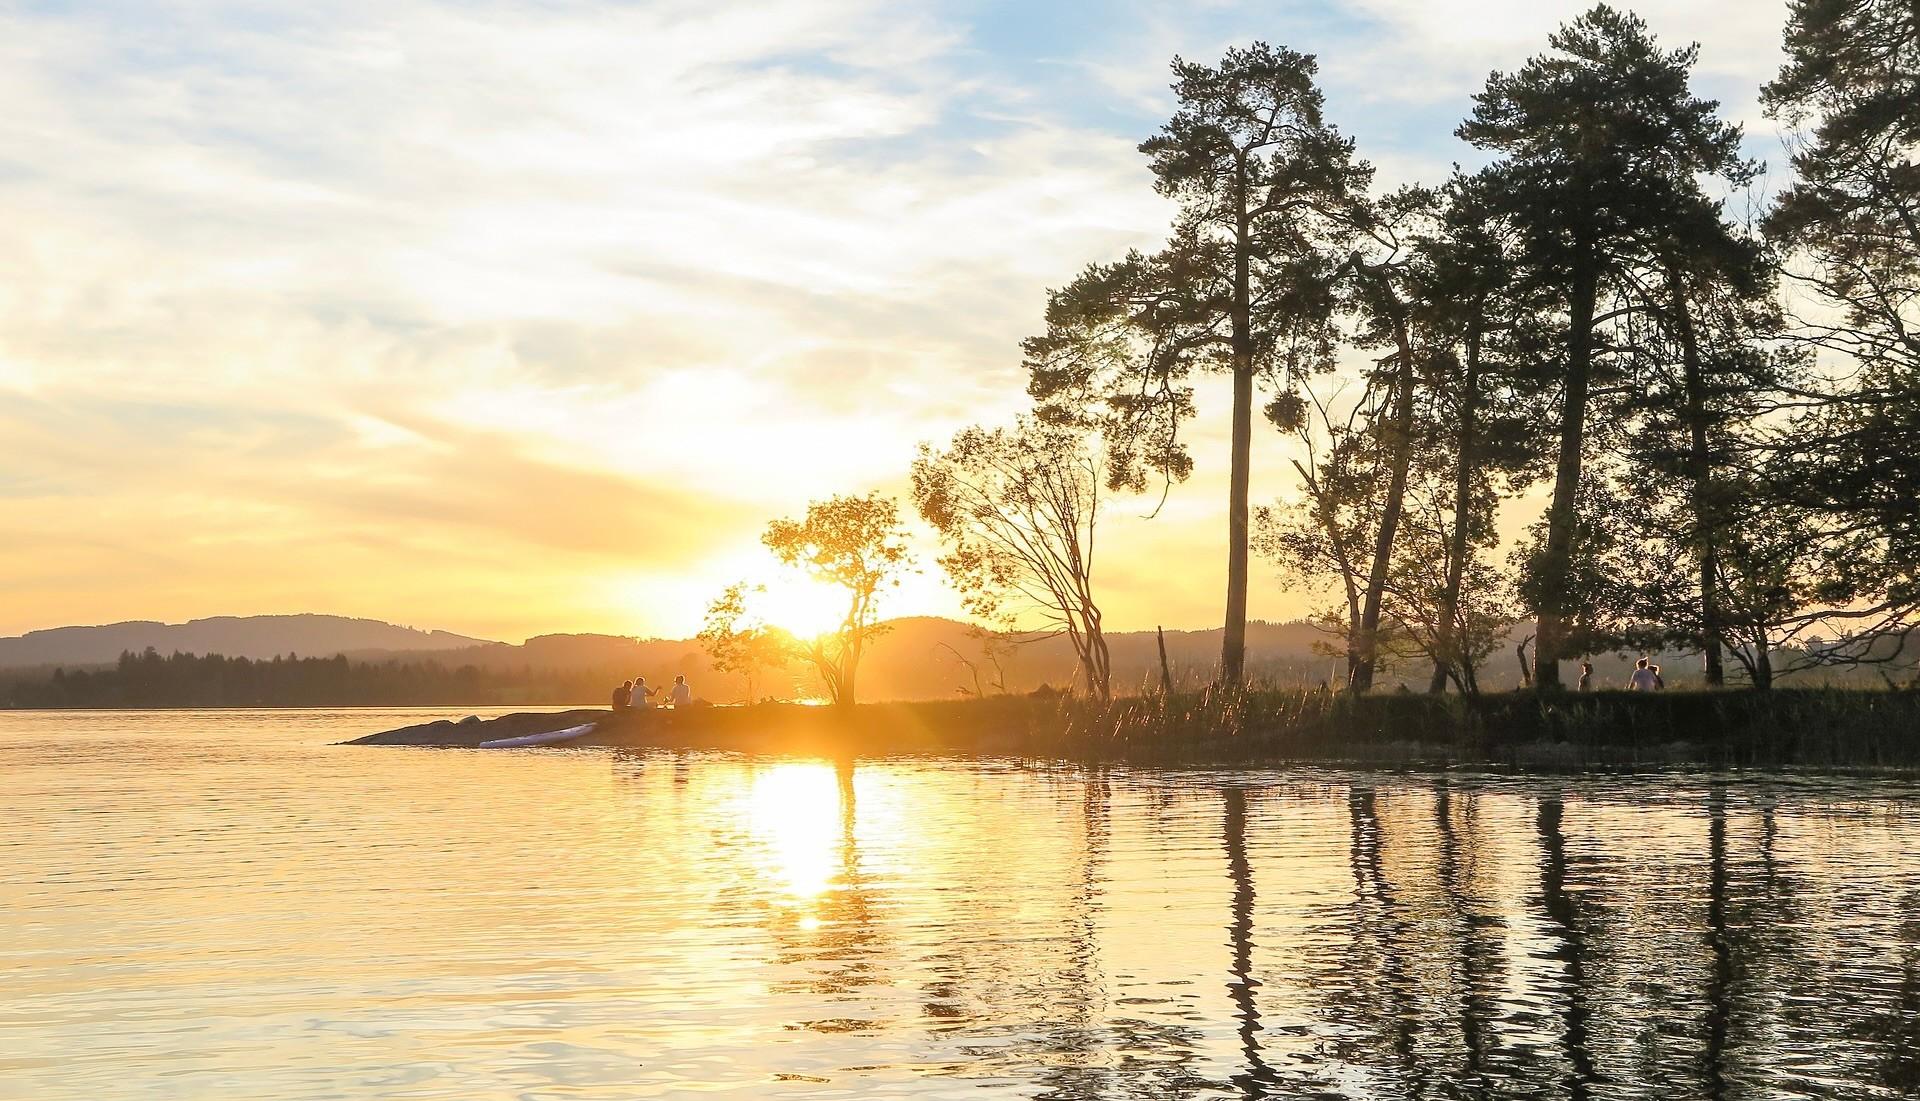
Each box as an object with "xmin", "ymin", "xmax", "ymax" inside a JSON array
[
  {"xmin": 1, "ymin": 649, "xmax": 617, "ymax": 709},
  {"xmin": 705, "ymin": 1, "xmax": 1920, "ymax": 704}
]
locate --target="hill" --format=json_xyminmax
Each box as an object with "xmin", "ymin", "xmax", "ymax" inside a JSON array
[
  {"xmin": 0, "ymin": 615, "xmax": 496, "ymax": 669},
  {"xmin": 0, "ymin": 611, "xmax": 1346, "ymax": 702},
  {"xmin": 378, "ymin": 616, "xmax": 1345, "ymax": 702},
  {"xmin": 2, "ymin": 610, "xmax": 1770, "ymax": 705}
]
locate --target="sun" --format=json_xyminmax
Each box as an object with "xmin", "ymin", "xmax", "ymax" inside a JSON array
[{"xmin": 755, "ymin": 577, "xmax": 847, "ymax": 640}]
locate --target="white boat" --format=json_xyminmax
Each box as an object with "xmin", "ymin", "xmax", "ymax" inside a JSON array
[{"xmin": 478, "ymin": 722, "xmax": 596, "ymax": 749}]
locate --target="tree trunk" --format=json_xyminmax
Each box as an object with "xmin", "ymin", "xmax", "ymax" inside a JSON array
[
  {"xmin": 1752, "ymin": 633, "xmax": 1773, "ymax": 691},
  {"xmin": 1352, "ymin": 269, "xmax": 1420, "ymax": 693},
  {"xmin": 1095, "ymin": 632, "xmax": 1111, "ymax": 700},
  {"xmin": 1222, "ymin": 196, "xmax": 1254, "ymax": 686},
  {"xmin": 1535, "ymin": 258, "xmax": 1598, "ymax": 692},
  {"xmin": 1076, "ymin": 612, "xmax": 1112, "ymax": 701},
  {"xmin": 811, "ymin": 638, "xmax": 842, "ymax": 705},
  {"xmin": 1157, "ymin": 625, "xmax": 1174, "ymax": 697},
  {"xmin": 1668, "ymin": 263, "xmax": 1725, "ymax": 686},
  {"xmin": 1291, "ymin": 456, "xmax": 1364, "ymax": 692},
  {"xmin": 839, "ymin": 637, "xmax": 860, "ymax": 708},
  {"xmin": 1224, "ymin": 363, "xmax": 1252, "ymax": 686},
  {"xmin": 1431, "ymin": 322, "xmax": 1484, "ymax": 695}
]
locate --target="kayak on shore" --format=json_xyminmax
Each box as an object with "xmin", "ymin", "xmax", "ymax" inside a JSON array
[{"xmin": 478, "ymin": 721, "xmax": 596, "ymax": 749}]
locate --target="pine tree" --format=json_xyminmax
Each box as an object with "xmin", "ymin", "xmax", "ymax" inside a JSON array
[{"xmin": 1459, "ymin": 5, "xmax": 1754, "ymax": 689}]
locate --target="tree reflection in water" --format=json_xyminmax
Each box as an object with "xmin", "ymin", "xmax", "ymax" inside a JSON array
[
  {"xmin": 1536, "ymin": 794, "xmax": 1597, "ymax": 1101},
  {"xmin": 1046, "ymin": 776, "xmax": 1920, "ymax": 1100},
  {"xmin": 1435, "ymin": 779, "xmax": 1503, "ymax": 1093},
  {"xmin": 1223, "ymin": 785, "xmax": 1279, "ymax": 1097},
  {"xmin": 1704, "ymin": 783, "xmax": 1733, "ymax": 1101},
  {"xmin": 672, "ymin": 762, "xmax": 1920, "ymax": 1097},
  {"xmin": 1344, "ymin": 787, "xmax": 1425, "ymax": 1095},
  {"xmin": 1033, "ymin": 771, "xmax": 1219, "ymax": 1101}
]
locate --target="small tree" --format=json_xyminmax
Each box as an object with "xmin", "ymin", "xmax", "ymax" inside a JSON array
[
  {"xmin": 1257, "ymin": 374, "xmax": 1374, "ymax": 685},
  {"xmin": 1383, "ymin": 464, "xmax": 1519, "ymax": 695},
  {"xmin": 934, "ymin": 628, "xmax": 1013, "ymax": 699},
  {"xmin": 696, "ymin": 583, "xmax": 796, "ymax": 703},
  {"xmin": 762, "ymin": 492, "xmax": 912, "ymax": 707},
  {"xmin": 1711, "ymin": 484, "xmax": 1826, "ymax": 689},
  {"xmin": 912, "ymin": 417, "xmax": 1112, "ymax": 699},
  {"xmin": 1510, "ymin": 477, "xmax": 1686, "ymax": 663}
]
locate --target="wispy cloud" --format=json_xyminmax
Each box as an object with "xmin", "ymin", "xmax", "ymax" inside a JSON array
[{"xmin": 0, "ymin": 0, "xmax": 1790, "ymax": 639}]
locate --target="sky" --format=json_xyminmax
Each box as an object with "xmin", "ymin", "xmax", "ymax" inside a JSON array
[{"xmin": 0, "ymin": 0, "xmax": 1794, "ymax": 643}]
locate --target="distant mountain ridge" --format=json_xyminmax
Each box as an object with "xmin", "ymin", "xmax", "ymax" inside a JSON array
[
  {"xmin": 0, "ymin": 612, "xmax": 1345, "ymax": 697},
  {"xmin": 0, "ymin": 611, "xmax": 1735, "ymax": 701},
  {"xmin": 0, "ymin": 615, "xmax": 497, "ymax": 669}
]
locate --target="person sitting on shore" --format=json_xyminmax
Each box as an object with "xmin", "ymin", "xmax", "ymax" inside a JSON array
[
  {"xmin": 612, "ymin": 679, "xmax": 633, "ymax": 709},
  {"xmin": 669, "ymin": 675, "xmax": 692, "ymax": 708},
  {"xmin": 1578, "ymin": 661, "xmax": 1593, "ymax": 691},
  {"xmin": 1627, "ymin": 658, "xmax": 1657, "ymax": 692},
  {"xmin": 632, "ymin": 677, "xmax": 655, "ymax": 710}
]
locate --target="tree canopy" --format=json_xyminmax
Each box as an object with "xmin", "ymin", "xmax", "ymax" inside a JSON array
[
  {"xmin": 761, "ymin": 492, "xmax": 913, "ymax": 706},
  {"xmin": 1024, "ymin": 42, "xmax": 1369, "ymax": 685}
]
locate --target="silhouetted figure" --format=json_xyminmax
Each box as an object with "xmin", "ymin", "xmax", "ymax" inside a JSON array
[
  {"xmin": 669, "ymin": 674, "xmax": 692, "ymax": 708},
  {"xmin": 1628, "ymin": 658, "xmax": 1657, "ymax": 692},
  {"xmin": 612, "ymin": 679, "xmax": 633, "ymax": 709},
  {"xmin": 632, "ymin": 676, "xmax": 654, "ymax": 710},
  {"xmin": 1578, "ymin": 661, "xmax": 1593, "ymax": 691},
  {"xmin": 1652, "ymin": 664, "xmax": 1666, "ymax": 690}
]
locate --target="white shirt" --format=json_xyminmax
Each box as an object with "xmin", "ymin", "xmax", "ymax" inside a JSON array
[
  {"xmin": 632, "ymin": 682, "xmax": 652, "ymax": 709},
  {"xmin": 669, "ymin": 681, "xmax": 692, "ymax": 707}
]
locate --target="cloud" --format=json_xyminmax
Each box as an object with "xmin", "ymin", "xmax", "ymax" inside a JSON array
[{"xmin": 0, "ymin": 0, "xmax": 1795, "ymax": 640}]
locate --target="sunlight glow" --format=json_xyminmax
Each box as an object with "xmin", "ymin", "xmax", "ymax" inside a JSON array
[
  {"xmin": 754, "ymin": 578, "xmax": 848, "ymax": 641},
  {"xmin": 743, "ymin": 763, "xmax": 844, "ymax": 905}
]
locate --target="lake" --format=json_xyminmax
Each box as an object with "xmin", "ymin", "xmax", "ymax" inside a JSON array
[{"xmin": 4, "ymin": 708, "xmax": 1917, "ymax": 1099}]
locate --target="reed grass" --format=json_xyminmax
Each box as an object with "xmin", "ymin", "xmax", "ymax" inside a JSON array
[
  {"xmin": 357, "ymin": 686, "xmax": 1920, "ymax": 770},
  {"xmin": 994, "ymin": 685, "xmax": 1920, "ymax": 768}
]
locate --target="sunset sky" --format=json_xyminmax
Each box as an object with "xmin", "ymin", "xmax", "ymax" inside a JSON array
[{"xmin": 0, "ymin": 0, "xmax": 1791, "ymax": 642}]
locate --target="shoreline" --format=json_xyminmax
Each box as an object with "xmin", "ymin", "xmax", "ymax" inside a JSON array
[{"xmin": 342, "ymin": 689, "xmax": 1920, "ymax": 771}]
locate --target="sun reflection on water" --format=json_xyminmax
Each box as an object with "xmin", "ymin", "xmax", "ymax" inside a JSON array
[{"xmin": 744, "ymin": 762, "xmax": 846, "ymax": 907}]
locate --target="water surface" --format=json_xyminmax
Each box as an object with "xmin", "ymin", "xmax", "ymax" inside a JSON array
[{"xmin": 4, "ymin": 709, "xmax": 1917, "ymax": 1099}]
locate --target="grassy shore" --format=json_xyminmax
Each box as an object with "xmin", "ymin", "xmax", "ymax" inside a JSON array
[{"xmin": 351, "ymin": 687, "xmax": 1920, "ymax": 770}]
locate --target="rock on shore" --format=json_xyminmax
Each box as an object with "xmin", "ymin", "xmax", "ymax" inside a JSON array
[{"xmin": 341, "ymin": 708, "xmax": 615, "ymax": 747}]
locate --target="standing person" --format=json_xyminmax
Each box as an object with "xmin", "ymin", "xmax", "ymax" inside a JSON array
[
  {"xmin": 1651, "ymin": 664, "xmax": 1666, "ymax": 690},
  {"xmin": 612, "ymin": 679, "xmax": 633, "ymax": 709},
  {"xmin": 1627, "ymin": 658, "xmax": 1658, "ymax": 692},
  {"xmin": 1578, "ymin": 661, "xmax": 1593, "ymax": 691},
  {"xmin": 632, "ymin": 677, "xmax": 655, "ymax": 710},
  {"xmin": 669, "ymin": 675, "xmax": 692, "ymax": 708}
]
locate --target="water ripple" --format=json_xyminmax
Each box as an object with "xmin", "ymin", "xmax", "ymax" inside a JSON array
[{"xmin": 3, "ymin": 710, "xmax": 1918, "ymax": 1098}]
